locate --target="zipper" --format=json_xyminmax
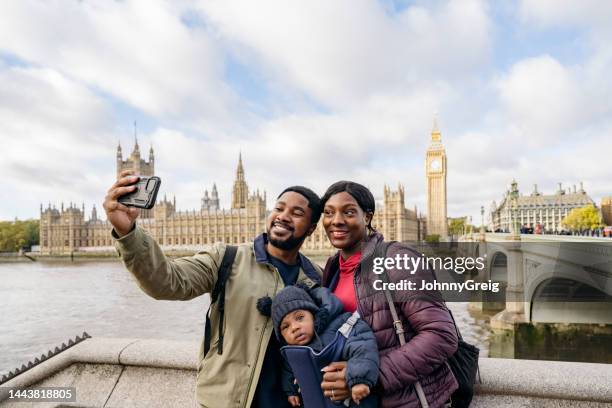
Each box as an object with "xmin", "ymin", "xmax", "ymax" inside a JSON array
[
  {"xmin": 352, "ymin": 264, "xmax": 365, "ymax": 317},
  {"xmin": 242, "ymin": 264, "xmax": 281, "ymax": 408}
]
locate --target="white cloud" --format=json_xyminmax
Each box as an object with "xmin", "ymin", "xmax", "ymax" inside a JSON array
[
  {"xmin": 0, "ymin": 0, "xmax": 241, "ymax": 134},
  {"xmin": 518, "ymin": 0, "xmax": 612, "ymax": 29},
  {"xmin": 198, "ymin": 0, "xmax": 491, "ymax": 108},
  {"xmin": 0, "ymin": 64, "xmax": 116, "ymax": 219},
  {"xmin": 0, "ymin": 0, "xmax": 611, "ymax": 227},
  {"xmin": 494, "ymin": 55, "xmax": 587, "ymax": 143}
]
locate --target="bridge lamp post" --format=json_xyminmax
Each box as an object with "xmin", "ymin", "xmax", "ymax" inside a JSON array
[
  {"xmin": 480, "ymin": 206, "xmax": 485, "ymax": 232},
  {"xmin": 480, "ymin": 206, "xmax": 486, "ymax": 241},
  {"xmin": 509, "ymin": 181, "xmax": 520, "ymax": 240}
]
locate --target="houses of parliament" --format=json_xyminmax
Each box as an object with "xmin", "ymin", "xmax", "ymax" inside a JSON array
[{"xmin": 40, "ymin": 125, "xmax": 449, "ymax": 255}]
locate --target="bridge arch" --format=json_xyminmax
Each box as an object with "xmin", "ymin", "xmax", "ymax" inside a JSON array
[
  {"xmin": 485, "ymin": 251, "xmax": 508, "ymax": 305},
  {"xmin": 530, "ymin": 277, "xmax": 612, "ymax": 324},
  {"xmin": 489, "ymin": 252, "xmax": 508, "ymax": 281}
]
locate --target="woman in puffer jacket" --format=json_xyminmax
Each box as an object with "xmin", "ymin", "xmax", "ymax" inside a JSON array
[{"xmin": 318, "ymin": 181, "xmax": 458, "ymax": 408}]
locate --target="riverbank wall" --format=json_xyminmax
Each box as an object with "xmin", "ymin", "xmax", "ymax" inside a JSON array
[{"xmin": 1, "ymin": 337, "xmax": 610, "ymax": 407}]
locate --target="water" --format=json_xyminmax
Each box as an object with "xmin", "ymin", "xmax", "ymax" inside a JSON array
[
  {"xmin": 0, "ymin": 260, "xmax": 491, "ymax": 376},
  {"xmin": 0, "ymin": 260, "xmax": 209, "ymax": 376}
]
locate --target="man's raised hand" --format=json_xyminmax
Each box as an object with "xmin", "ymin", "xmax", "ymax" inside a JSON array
[{"xmin": 103, "ymin": 169, "xmax": 141, "ymax": 237}]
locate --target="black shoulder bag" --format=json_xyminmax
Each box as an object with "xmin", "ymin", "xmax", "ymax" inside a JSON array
[
  {"xmin": 375, "ymin": 241, "xmax": 480, "ymax": 408},
  {"xmin": 203, "ymin": 245, "xmax": 238, "ymax": 356}
]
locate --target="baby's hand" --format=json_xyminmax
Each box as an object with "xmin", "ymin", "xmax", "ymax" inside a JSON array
[
  {"xmin": 288, "ymin": 395, "xmax": 301, "ymax": 407},
  {"xmin": 351, "ymin": 384, "xmax": 370, "ymax": 404}
]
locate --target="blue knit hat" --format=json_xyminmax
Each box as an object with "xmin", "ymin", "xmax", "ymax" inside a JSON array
[{"xmin": 257, "ymin": 285, "xmax": 320, "ymax": 339}]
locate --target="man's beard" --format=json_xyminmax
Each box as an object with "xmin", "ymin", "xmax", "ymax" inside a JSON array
[{"xmin": 267, "ymin": 227, "xmax": 308, "ymax": 250}]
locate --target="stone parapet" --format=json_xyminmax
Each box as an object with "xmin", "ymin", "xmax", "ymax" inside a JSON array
[{"xmin": 1, "ymin": 338, "xmax": 611, "ymax": 407}]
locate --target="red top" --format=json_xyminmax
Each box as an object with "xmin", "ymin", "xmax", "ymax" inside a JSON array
[{"xmin": 333, "ymin": 251, "xmax": 361, "ymax": 313}]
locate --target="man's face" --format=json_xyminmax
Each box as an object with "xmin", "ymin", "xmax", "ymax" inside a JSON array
[
  {"xmin": 267, "ymin": 191, "xmax": 314, "ymax": 250},
  {"xmin": 280, "ymin": 309, "xmax": 315, "ymax": 345}
]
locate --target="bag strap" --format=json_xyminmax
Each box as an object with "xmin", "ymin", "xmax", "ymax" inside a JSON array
[
  {"xmin": 338, "ymin": 310, "xmax": 361, "ymax": 338},
  {"xmin": 424, "ymin": 248, "xmax": 482, "ymax": 384},
  {"xmin": 424, "ymin": 258, "xmax": 464, "ymax": 341},
  {"xmin": 377, "ymin": 241, "xmax": 430, "ymax": 408},
  {"xmin": 204, "ymin": 245, "xmax": 238, "ymax": 356}
]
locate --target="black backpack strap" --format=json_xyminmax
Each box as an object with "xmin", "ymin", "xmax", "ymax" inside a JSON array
[{"xmin": 204, "ymin": 245, "xmax": 238, "ymax": 356}]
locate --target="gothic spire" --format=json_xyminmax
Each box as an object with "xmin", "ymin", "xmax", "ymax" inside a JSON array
[
  {"xmin": 236, "ymin": 152, "xmax": 244, "ymax": 180},
  {"xmin": 133, "ymin": 121, "xmax": 140, "ymax": 155},
  {"xmin": 431, "ymin": 115, "xmax": 441, "ymax": 142},
  {"xmin": 232, "ymin": 153, "xmax": 248, "ymax": 209}
]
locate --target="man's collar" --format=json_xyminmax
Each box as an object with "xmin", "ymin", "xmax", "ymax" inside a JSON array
[{"xmin": 253, "ymin": 233, "xmax": 321, "ymax": 283}]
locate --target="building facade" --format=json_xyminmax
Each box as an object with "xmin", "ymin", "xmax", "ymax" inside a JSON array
[
  {"xmin": 40, "ymin": 142, "xmax": 267, "ymax": 255},
  {"xmin": 41, "ymin": 139, "xmax": 427, "ymax": 255},
  {"xmin": 116, "ymin": 137, "xmax": 155, "ymax": 219},
  {"xmin": 489, "ymin": 181, "xmax": 595, "ymax": 233},
  {"xmin": 602, "ymin": 197, "xmax": 612, "ymax": 226},
  {"xmin": 426, "ymin": 119, "xmax": 448, "ymax": 238}
]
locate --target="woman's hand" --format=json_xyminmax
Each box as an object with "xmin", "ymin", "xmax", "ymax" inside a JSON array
[{"xmin": 321, "ymin": 361, "xmax": 350, "ymax": 401}]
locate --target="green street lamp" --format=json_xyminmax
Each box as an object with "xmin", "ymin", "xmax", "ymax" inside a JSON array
[
  {"xmin": 480, "ymin": 205, "xmax": 485, "ymax": 233},
  {"xmin": 509, "ymin": 179, "xmax": 520, "ymax": 238}
]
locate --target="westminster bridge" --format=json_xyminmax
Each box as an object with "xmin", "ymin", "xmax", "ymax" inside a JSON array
[{"xmin": 459, "ymin": 232, "xmax": 612, "ymax": 361}]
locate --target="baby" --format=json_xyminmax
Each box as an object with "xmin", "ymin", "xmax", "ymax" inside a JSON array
[{"xmin": 257, "ymin": 284, "xmax": 379, "ymax": 407}]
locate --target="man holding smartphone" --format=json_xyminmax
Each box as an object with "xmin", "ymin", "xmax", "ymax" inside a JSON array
[{"xmin": 103, "ymin": 169, "xmax": 324, "ymax": 408}]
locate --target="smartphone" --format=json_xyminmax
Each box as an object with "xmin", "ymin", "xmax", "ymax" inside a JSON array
[{"xmin": 118, "ymin": 176, "xmax": 161, "ymax": 209}]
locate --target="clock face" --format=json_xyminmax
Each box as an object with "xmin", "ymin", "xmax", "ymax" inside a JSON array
[{"xmin": 430, "ymin": 159, "xmax": 441, "ymax": 171}]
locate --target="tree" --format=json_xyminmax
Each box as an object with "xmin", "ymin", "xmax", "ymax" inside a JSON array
[
  {"xmin": 561, "ymin": 205, "xmax": 604, "ymax": 231},
  {"xmin": 0, "ymin": 219, "xmax": 39, "ymax": 251},
  {"xmin": 448, "ymin": 218, "xmax": 466, "ymax": 236},
  {"xmin": 425, "ymin": 234, "xmax": 440, "ymax": 244},
  {"xmin": 448, "ymin": 217, "xmax": 478, "ymax": 237}
]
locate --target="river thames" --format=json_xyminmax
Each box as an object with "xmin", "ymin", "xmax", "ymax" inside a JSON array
[{"xmin": 0, "ymin": 259, "xmax": 491, "ymax": 376}]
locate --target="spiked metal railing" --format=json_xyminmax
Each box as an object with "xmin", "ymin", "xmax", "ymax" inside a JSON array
[{"xmin": 0, "ymin": 332, "xmax": 91, "ymax": 385}]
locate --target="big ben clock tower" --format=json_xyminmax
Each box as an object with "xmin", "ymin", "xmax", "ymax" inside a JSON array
[{"xmin": 426, "ymin": 118, "xmax": 448, "ymax": 239}]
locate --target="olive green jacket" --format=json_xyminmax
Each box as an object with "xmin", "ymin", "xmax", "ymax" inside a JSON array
[{"xmin": 114, "ymin": 226, "xmax": 322, "ymax": 408}]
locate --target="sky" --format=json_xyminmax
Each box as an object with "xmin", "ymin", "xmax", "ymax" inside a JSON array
[{"xmin": 1, "ymin": 0, "xmax": 611, "ymax": 224}]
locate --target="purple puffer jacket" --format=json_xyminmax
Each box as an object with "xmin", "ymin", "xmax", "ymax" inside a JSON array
[{"xmin": 323, "ymin": 233, "xmax": 458, "ymax": 408}]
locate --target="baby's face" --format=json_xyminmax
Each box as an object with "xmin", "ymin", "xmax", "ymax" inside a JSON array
[{"xmin": 280, "ymin": 309, "xmax": 315, "ymax": 345}]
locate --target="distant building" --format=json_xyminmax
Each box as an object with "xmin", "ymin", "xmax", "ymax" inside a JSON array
[
  {"xmin": 40, "ymin": 137, "xmax": 427, "ymax": 255},
  {"xmin": 489, "ymin": 181, "xmax": 595, "ymax": 233},
  {"xmin": 40, "ymin": 142, "xmax": 267, "ymax": 255},
  {"xmin": 116, "ymin": 136, "xmax": 155, "ymax": 218},
  {"xmin": 602, "ymin": 197, "xmax": 612, "ymax": 226},
  {"xmin": 426, "ymin": 119, "xmax": 448, "ymax": 238}
]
